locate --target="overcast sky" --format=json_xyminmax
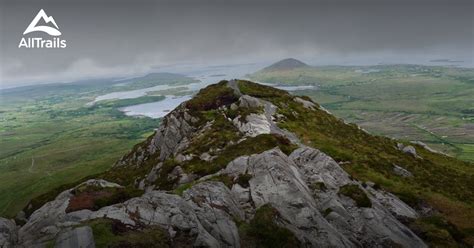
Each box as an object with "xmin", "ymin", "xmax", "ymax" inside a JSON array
[{"xmin": 0, "ymin": 0, "xmax": 473, "ymax": 87}]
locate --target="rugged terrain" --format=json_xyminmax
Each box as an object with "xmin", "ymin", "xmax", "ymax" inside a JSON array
[{"xmin": 1, "ymin": 80, "xmax": 473, "ymax": 247}]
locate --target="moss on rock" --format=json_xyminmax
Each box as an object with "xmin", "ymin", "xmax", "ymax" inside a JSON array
[
  {"xmin": 338, "ymin": 184, "xmax": 372, "ymax": 208},
  {"xmin": 239, "ymin": 204, "xmax": 300, "ymax": 248},
  {"xmin": 86, "ymin": 218, "xmax": 171, "ymax": 248}
]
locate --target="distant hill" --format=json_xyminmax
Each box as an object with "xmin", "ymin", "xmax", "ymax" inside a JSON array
[{"xmin": 262, "ymin": 58, "xmax": 309, "ymax": 71}]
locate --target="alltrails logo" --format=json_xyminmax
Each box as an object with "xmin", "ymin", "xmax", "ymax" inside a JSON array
[{"xmin": 18, "ymin": 9, "xmax": 67, "ymax": 48}]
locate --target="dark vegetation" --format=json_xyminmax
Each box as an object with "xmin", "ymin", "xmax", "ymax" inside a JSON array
[
  {"xmin": 85, "ymin": 218, "xmax": 172, "ymax": 248},
  {"xmin": 409, "ymin": 215, "xmax": 469, "ymax": 247},
  {"xmin": 66, "ymin": 185, "xmax": 143, "ymax": 213},
  {"xmin": 185, "ymin": 81, "xmax": 238, "ymax": 112},
  {"xmin": 237, "ymin": 174, "xmax": 252, "ymax": 188},
  {"xmin": 338, "ymin": 184, "xmax": 372, "ymax": 208},
  {"xmin": 322, "ymin": 208, "xmax": 333, "ymax": 217},
  {"xmin": 310, "ymin": 182, "xmax": 327, "ymax": 192},
  {"xmin": 239, "ymin": 204, "xmax": 300, "ymax": 248},
  {"xmin": 226, "ymin": 105, "xmax": 264, "ymax": 122}
]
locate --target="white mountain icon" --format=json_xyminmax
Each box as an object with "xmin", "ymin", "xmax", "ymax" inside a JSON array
[{"xmin": 23, "ymin": 9, "xmax": 61, "ymax": 36}]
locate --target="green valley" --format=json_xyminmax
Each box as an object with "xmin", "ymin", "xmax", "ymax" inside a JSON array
[
  {"xmin": 250, "ymin": 62, "xmax": 474, "ymax": 161},
  {"xmin": 0, "ymin": 73, "xmax": 195, "ymax": 217}
]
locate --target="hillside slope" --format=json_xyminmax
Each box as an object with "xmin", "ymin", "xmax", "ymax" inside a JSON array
[
  {"xmin": 2, "ymin": 80, "xmax": 473, "ymax": 247},
  {"xmin": 249, "ymin": 64, "xmax": 474, "ymax": 162}
]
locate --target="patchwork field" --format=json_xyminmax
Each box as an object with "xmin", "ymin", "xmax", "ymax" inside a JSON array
[{"xmin": 251, "ymin": 64, "xmax": 474, "ymax": 161}]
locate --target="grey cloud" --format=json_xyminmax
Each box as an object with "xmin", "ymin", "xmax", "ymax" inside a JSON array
[{"xmin": 0, "ymin": 0, "xmax": 473, "ymax": 86}]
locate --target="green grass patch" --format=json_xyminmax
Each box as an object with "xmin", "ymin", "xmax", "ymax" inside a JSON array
[
  {"xmin": 409, "ymin": 215, "xmax": 468, "ymax": 247},
  {"xmin": 185, "ymin": 80, "xmax": 238, "ymax": 111}
]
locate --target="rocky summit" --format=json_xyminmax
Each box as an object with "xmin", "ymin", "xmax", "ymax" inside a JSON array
[{"xmin": 1, "ymin": 80, "xmax": 472, "ymax": 247}]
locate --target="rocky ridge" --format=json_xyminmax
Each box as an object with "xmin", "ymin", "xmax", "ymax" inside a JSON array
[{"xmin": 1, "ymin": 80, "xmax": 468, "ymax": 247}]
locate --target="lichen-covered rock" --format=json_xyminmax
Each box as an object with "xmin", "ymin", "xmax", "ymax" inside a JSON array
[
  {"xmin": 366, "ymin": 187, "xmax": 419, "ymax": 219},
  {"xmin": 16, "ymin": 146, "xmax": 427, "ymax": 248},
  {"xmin": 78, "ymin": 179, "xmax": 123, "ymax": 190},
  {"xmin": 238, "ymin": 95, "xmax": 262, "ymax": 109},
  {"xmin": 90, "ymin": 191, "xmax": 223, "ymax": 247},
  {"xmin": 397, "ymin": 143, "xmax": 419, "ymax": 158},
  {"xmin": 244, "ymin": 148, "xmax": 353, "ymax": 247},
  {"xmin": 289, "ymin": 147, "xmax": 426, "ymax": 248},
  {"xmin": 0, "ymin": 218, "xmax": 16, "ymax": 248},
  {"xmin": 18, "ymin": 189, "xmax": 73, "ymax": 246},
  {"xmin": 54, "ymin": 226, "xmax": 95, "ymax": 248},
  {"xmin": 183, "ymin": 182, "xmax": 244, "ymax": 248},
  {"xmin": 294, "ymin": 97, "xmax": 316, "ymax": 110},
  {"xmin": 150, "ymin": 108, "xmax": 195, "ymax": 161},
  {"xmin": 233, "ymin": 113, "xmax": 271, "ymax": 137},
  {"xmin": 393, "ymin": 164, "xmax": 414, "ymax": 178},
  {"xmin": 403, "ymin": 146, "xmax": 417, "ymax": 157},
  {"xmin": 17, "ymin": 179, "xmax": 122, "ymax": 247},
  {"xmin": 115, "ymin": 105, "xmax": 196, "ymax": 167},
  {"xmin": 169, "ymin": 166, "xmax": 196, "ymax": 186},
  {"xmin": 232, "ymin": 95, "xmax": 299, "ymax": 144}
]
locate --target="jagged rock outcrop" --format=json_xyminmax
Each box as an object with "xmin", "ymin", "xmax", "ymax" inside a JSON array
[
  {"xmin": 150, "ymin": 108, "xmax": 197, "ymax": 161},
  {"xmin": 230, "ymin": 148, "xmax": 354, "ymax": 247},
  {"xmin": 11, "ymin": 80, "xmax": 432, "ymax": 247},
  {"xmin": 17, "ymin": 179, "xmax": 122, "ymax": 247},
  {"xmin": 90, "ymin": 191, "xmax": 225, "ymax": 247},
  {"xmin": 289, "ymin": 147, "xmax": 425, "ymax": 247},
  {"xmin": 183, "ymin": 182, "xmax": 244, "ymax": 247},
  {"xmin": 115, "ymin": 105, "xmax": 198, "ymax": 167},
  {"xmin": 231, "ymin": 94, "xmax": 299, "ymax": 143},
  {"xmin": 14, "ymin": 147, "xmax": 426, "ymax": 247}
]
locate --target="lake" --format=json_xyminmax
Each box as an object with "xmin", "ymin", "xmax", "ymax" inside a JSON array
[
  {"xmin": 120, "ymin": 95, "xmax": 192, "ymax": 118},
  {"xmin": 94, "ymin": 62, "xmax": 317, "ymax": 118}
]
